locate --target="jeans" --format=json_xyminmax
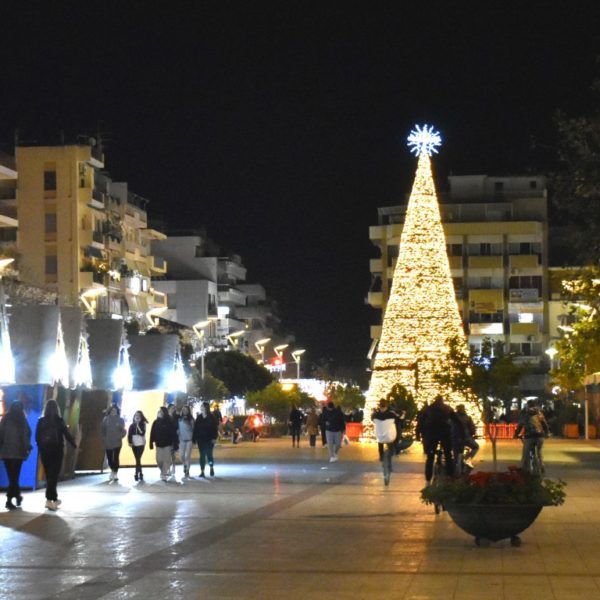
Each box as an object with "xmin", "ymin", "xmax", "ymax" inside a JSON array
[
  {"xmin": 132, "ymin": 445, "xmax": 145, "ymax": 477},
  {"xmin": 3, "ymin": 458, "xmax": 23, "ymax": 500},
  {"xmin": 290, "ymin": 426, "xmax": 301, "ymax": 446},
  {"xmin": 179, "ymin": 440, "xmax": 193, "ymax": 473},
  {"xmin": 325, "ymin": 430, "xmax": 342, "ymax": 459},
  {"xmin": 155, "ymin": 446, "xmax": 172, "ymax": 478},
  {"xmin": 105, "ymin": 447, "xmax": 121, "ymax": 473},
  {"xmin": 199, "ymin": 442, "xmax": 214, "ymax": 472},
  {"xmin": 40, "ymin": 448, "xmax": 63, "ymax": 501},
  {"xmin": 521, "ymin": 437, "xmax": 544, "ymax": 472},
  {"xmin": 309, "ymin": 434, "xmax": 317, "ymax": 447},
  {"xmin": 423, "ymin": 434, "xmax": 454, "ymax": 481}
]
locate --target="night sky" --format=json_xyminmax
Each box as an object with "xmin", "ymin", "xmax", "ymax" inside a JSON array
[{"xmin": 1, "ymin": 4, "xmax": 599, "ymax": 378}]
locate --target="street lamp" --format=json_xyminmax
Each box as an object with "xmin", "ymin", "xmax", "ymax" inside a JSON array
[
  {"xmin": 545, "ymin": 347, "xmax": 558, "ymax": 370},
  {"xmin": 254, "ymin": 337, "xmax": 271, "ymax": 364},
  {"xmin": 291, "ymin": 349, "xmax": 305, "ymax": 380},
  {"xmin": 145, "ymin": 306, "xmax": 167, "ymax": 327},
  {"xmin": 80, "ymin": 285, "xmax": 107, "ymax": 317},
  {"xmin": 274, "ymin": 344, "xmax": 288, "ymax": 380},
  {"xmin": 227, "ymin": 329, "xmax": 245, "ymax": 350},
  {"xmin": 193, "ymin": 320, "xmax": 212, "ymax": 380}
]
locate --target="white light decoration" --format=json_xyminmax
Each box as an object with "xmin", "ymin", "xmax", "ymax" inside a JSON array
[
  {"xmin": 166, "ymin": 349, "xmax": 187, "ymax": 393},
  {"xmin": 364, "ymin": 129, "xmax": 477, "ymax": 439},
  {"xmin": 407, "ymin": 124, "xmax": 442, "ymax": 156},
  {"xmin": 49, "ymin": 317, "xmax": 70, "ymax": 387},
  {"xmin": 113, "ymin": 341, "xmax": 133, "ymax": 391},
  {"xmin": 0, "ymin": 268, "xmax": 15, "ymax": 384},
  {"xmin": 73, "ymin": 332, "xmax": 93, "ymax": 388}
]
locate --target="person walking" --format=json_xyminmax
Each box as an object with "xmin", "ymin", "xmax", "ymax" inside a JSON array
[
  {"xmin": 178, "ymin": 405, "xmax": 195, "ymax": 479},
  {"xmin": 101, "ymin": 404, "xmax": 126, "ymax": 482},
  {"xmin": 0, "ymin": 401, "xmax": 32, "ymax": 510},
  {"xmin": 417, "ymin": 395, "xmax": 455, "ymax": 483},
  {"xmin": 35, "ymin": 400, "xmax": 77, "ymax": 510},
  {"xmin": 127, "ymin": 411, "xmax": 148, "ymax": 482},
  {"xmin": 305, "ymin": 407, "xmax": 319, "ymax": 448},
  {"xmin": 372, "ymin": 399, "xmax": 398, "ymax": 486},
  {"xmin": 323, "ymin": 401, "xmax": 346, "ymax": 462},
  {"xmin": 318, "ymin": 409, "xmax": 327, "ymax": 447},
  {"xmin": 452, "ymin": 404, "xmax": 479, "ymax": 471},
  {"xmin": 514, "ymin": 400, "xmax": 549, "ymax": 473},
  {"xmin": 193, "ymin": 402, "xmax": 218, "ymax": 478},
  {"xmin": 288, "ymin": 404, "xmax": 304, "ymax": 448},
  {"xmin": 167, "ymin": 404, "xmax": 179, "ymax": 477},
  {"xmin": 150, "ymin": 406, "xmax": 177, "ymax": 481}
]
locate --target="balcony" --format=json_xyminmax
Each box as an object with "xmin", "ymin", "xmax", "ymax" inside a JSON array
[
  {"xmin": 151, "ymin": 289, "xmax": 167, "ymax": 308},
  {"xmin": 218, "ymin": 286, "xmax": 247, "ymax": 306},
  {"xmin": 468, "ymin": 289, "xmax": 504, "ymax": 312},
  {"xmin": 150, "ymin": 255, "xmax": 167, "ymax": 274},
  {"xmin": 367, "ymin": 291, "xmax": 383, "ymax": 308},
  {"xmin": 80, "ymin": 229, "xmax": 105, "ymax": 250},
  {"xmin": 218, "ymin": 260, "xmax": 247, "ymax": 283},
  {"xmin": 448, "ymin": 256, "xmax": 463, "ymax": 270},
  {"xmin": 0, "ymin": 152, "xmax": 17, "ymax": 180},
  {"xmin": 469, "ymin": 322, "xmax": 504, "ymax": 335},
  {"xmin": 510, "ymin": 322, "xmax": 539, "ymax": 337},
  {"xmin": 509, "ymin": 255, "xmax": 540, "ymax": 269},
  {"xmin": 509, "ymin": 288, "xmax": 539, "ymax": 302},
  {"xmin": 370, "ymin": 258, "xmax": 383, "ymax": 273},
  {"xmin": 468, "ymin": 255, "xmax": 503, "ymax": 269}
]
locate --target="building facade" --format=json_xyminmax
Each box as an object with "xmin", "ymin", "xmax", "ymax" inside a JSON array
[
  {"xmin": 368, "ymin": 174, "xmax": 550, "ymax": 394},
  {"xmin": 15, "ymin": 143, "xmax": 166, "ymax": 320}
]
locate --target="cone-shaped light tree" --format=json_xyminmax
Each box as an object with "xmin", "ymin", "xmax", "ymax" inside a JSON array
[{"xmin": 364, "ymin": 125, "xmax": 476, "ymax": 435}]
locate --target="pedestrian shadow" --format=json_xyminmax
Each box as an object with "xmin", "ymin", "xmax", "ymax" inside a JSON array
[
  {"xmin": 1, "ymin": 510, "xmax": 73, "ymax": 543},
  {"xmin": 560, "ymin": 450, "xmax": 600, "ymax": 469}
]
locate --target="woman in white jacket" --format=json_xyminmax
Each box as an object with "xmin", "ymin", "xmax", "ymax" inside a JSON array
[{"xmin": 372, "ymin": 399, "xmax": 398, "ymax": 487}]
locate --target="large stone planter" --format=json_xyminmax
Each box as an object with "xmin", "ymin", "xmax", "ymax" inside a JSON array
[{"xmin": 445, "ymin": 504, "xmax": 543, "ymax": 546}]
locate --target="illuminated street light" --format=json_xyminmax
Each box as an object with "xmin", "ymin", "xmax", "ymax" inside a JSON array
[
  {"xmin": 291, "ymin": 349, "xmax": 305, "ymax": 380},
  {"xmin": 545, "ymin": 347, "xmax": 558, "ymax": 370},
  {"xmin": 193, "ymin": 320, "xmax": 212, "ymax": 379},
  {"xmin": 274, "ymin": 344, "xmax": 289, "ymax": 380},
  {"xmin": 145, "ymin": 306, "xmax": 167, "ymax": 327},
  {"xmin": 255, "ymin": 337, "xmax": 271, "ymax": 364},
  {"xmin": 227, "ymin": 329, "xmax": 245, "ymax": 349},
  {"xmin": 80, "ymin": 285, "xmax": 107, "ymax": 317}
]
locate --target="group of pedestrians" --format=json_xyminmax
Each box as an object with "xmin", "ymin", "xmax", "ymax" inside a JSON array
[
  {"xmin": 0, "ymin": 399, "xmax": 76, "ymax": 511},
  {"xmin": 101, "ymin": 401, "xmax": 219, "ymax": 484}
]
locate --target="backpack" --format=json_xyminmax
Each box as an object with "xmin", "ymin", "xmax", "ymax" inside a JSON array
[{"xmin": 524, "ymin": 411, "xmax": 545, "ymax": 436}]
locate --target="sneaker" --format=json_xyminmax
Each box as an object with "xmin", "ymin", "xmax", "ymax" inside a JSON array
[
  {"xmin": 54, "ymin": 499, "xmax": 62, "ymax": 506},
  {"xmin": 200, "ymin": 472, "xmax": 206, "ymax": 478},
  {"xmin": 45, "ymin": 500, "xmax": 57, "ymax": 511},
  {"xmin": 161, "ymin": 475, "xmax": 168, "ymax": 482},
  {"xmin": 108, "ymin": 471, "xmax": 114, "ymax": 482},
  {"xmin": 210, "ymin": 467, "xmax": 215, "ymax": 477},
  {"xmin": 113, "ymin": 472, "xmax": 119, "ymax": 482},
  {"xmin": 16, "ymin": 495, "xmax": 23, "ymax": 507},
  {"xmin": 5, "ymin": 499, "xmax": 16, "ymax": 510}
]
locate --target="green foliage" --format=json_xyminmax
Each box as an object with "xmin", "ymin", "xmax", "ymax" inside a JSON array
[
  {"xmin": 189, "ymin": 370, "xmax": 230, "ymax": 402},
  {"xmin": 246, "ymin": 382, "xmax": 317, "ymax": 422},
  {"xmin": 435, "ymin": 336, "xmax": 529, "ymax": 422},
  {"xmin": 326, "ymin": 383, "xmax": 365, "ymax": 412},
  {"xmin": 385, "ymin": 383, "xmax": 418, "ymax": 423},
  {"xmin": 204, "ymin": 350, "xmax": 273, "ymax": 397},
  {"xmin": 420, "ymin": 469, "xmax": 566, "ymax": 506}
]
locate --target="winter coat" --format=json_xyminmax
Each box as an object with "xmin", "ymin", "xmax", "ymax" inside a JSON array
[
  {"xmin": 289, "ymin": 408, "xmax": 304, "ymax": 428},
  {"xmin": 101, "ymin": 414, "xmax": 126, "ymax": 450},
  {"xmin": 150, "ymin": 418, "xmax": 177, "ymax": 449},
  {"xmin": 305, "ymin": 412, "xmax": 319, "ymax": 436},
  {"xmin": 0, "ymin": 417, "xmax": 32, "ymax": 460},
  {"xmin": 372, "ymin": 408, "xmax": 398, "ymax": 444},
  {"xmin": 323, "ymin": 407, "xmax": 346, "ymax": 433},
  {"xmin": 35, "ymin": 416, "xmax": 76, "ymax": 452},
  {"xmin": 178, "ymin": 418, "xmax": 195, "ymax": 442},
  {"xmin": 193, "ymin": 413, "xmax": 218, "ymax": 445},
  {"xmin": 127, "ymin": 421, "xmax": 147, "ymax": 446}
]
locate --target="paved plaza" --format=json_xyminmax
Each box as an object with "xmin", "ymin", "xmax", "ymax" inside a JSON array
[{"xmin": 1, "ymin": 437, "xmax": 600, "ymax": 599}]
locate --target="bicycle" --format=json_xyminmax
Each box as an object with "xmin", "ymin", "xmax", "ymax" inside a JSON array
[{"xmin": 519, "ymin": 437, "xmax": 545, "ymax": 476}]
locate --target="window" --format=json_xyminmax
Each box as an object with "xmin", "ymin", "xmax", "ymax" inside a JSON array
[
  {"xmin": 45, "ymin": 255, "xmax": 57, "ymax": 274},
  {"xmin": 480, "ymin": 276, "xmax": 492, "ymax": 288},
  {"xmin": 447, "ymin": 244, "xmax": 462, "ymax": 256},
  {"xmin": 494, "ymin": 181, "xmax": 504, "ymax": 191},
  {"xmin": 530, "ymin": 180, "xmax": 537, "ymax": 189},
  {"xmin": 45, "ymin": 213, "xmax": 57, "ymax": 233},
  {"xmin": 44, "ymin": 171, "xmax": 57, "ymax": 191},
  {"xmin": 79, "ymin": 164, "xmax": 87, "ymax": 188}
]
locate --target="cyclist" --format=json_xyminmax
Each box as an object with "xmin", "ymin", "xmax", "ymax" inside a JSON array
[
  {"xmin": 372, "ymin": 399, "xmax": 398, "ymax": 486},
  {"xmin": 514, "ymin": 400, "xmax": 549, "ymax": 473},
  {"xmin": 417, "ymin": 394, "xmax": 455, "ymax": 483},
  {"xmin": 452, "ymin": 404, "xmax": 479, "ymax": 471}
]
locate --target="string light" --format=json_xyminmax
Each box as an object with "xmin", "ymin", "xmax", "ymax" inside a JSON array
[{"xmin": 364, "ymin": 128, "xmax": 476, "ymax": 437}]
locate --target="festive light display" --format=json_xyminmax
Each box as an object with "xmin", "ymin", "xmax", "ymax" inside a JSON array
[
  {"xmin": 364, "ymin": 126, "xmax": 474, "ymax": 437},
  {"xmin": 113, "ymin": 339, "xmax": 133, "ymax": 391},
  {"xmin": 73, "ymin": 332, "xmax": 92, "ymax": 388},
  {"xmin": 407, "ymin": 124, "xmax": 442, "ymax": 156},
  {"xmin": 167, "ymin": 348, "xmax": 187, "ymax": 393},
  {"xmin": 49, "ymin": 317, "xmax": 69, "ymax": 387}
]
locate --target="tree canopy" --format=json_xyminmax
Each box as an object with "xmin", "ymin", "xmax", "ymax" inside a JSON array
[
  {"xmin": 246, "ymin": 382, "xmax": 317, "ymax": 422},
  {"xmin": 189, "ymin": 370, "xmax": 230, "ymax": 403},
  {"xmin": 203, "ymin": 350, "xmax": 273, "ymax": 397},
  {"xmin": 326, "ymin": 383, "xmax": 365, "ymax": 412}
]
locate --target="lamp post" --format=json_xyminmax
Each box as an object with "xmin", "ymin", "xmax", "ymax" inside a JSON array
[
  {"xmin": 193, "ymin": 320, "xmax": 212, "ymax": 380},
  {"xmin": 274, "ymin": 344, "xmax": 288, "ymax": 380},
  {"xmin": 145, "ymin": 306, "xmax": 167, "ymax": 327},
  {"xmin": 291, "ymin": 349, "xmax": 305, "ymax": 381},
  {"xmin": 227, "ymin": 329, "xmax": 245, "ymax": 350},
  {"xmin": 545, "ymin": 347, "xmax": 558, "ymax": 370},
  {"xmin": 80, "ymin": 285, "xmax": 107, "ymax": 318},
  {"xmin": 254, "ymin": 337, "xmax": 271, "ymax": 364}
]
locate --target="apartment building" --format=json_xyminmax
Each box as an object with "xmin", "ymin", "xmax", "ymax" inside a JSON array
[
  {"xmin": 0, "ymin": 152, "xmax": 18, "ymax": 249},
  {"xmin": 368, "ymin": 174, "xmax": 550, "ymax": 394},
  {"xmin": 15, "ymin": 142, "xmax": 166, "ymax": 319}
]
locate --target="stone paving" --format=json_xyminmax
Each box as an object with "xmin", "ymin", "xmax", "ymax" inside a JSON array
[{"xmin": 1, "ymin": 437, "xmax": 600, "ymax": 599}]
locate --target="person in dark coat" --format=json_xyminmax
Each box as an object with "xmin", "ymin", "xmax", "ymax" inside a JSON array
[
  {"xmin": 193, "ymin": 402, "xmax": 219, "ymax": 477},
  {"xmin": 288, "ymin": 404, "xmax": 304, "ymax": 448},
  {"xmin": 35, "ymin": 400, "xmax": 77, "ymax": 510},
  {"xmin": 0, "ymin": 401, "xmax": 32, "ymax": 510},
  {"xmin": 150, "ymin": 406, "xmax": 177, "ymax": 481},
  {"xmin": 419, "ymin": 395, "xmax": 455, "ymax": 482},
  {"xmin": 323, "ymin": 402, "xmax": 346, "ymax": 462}
]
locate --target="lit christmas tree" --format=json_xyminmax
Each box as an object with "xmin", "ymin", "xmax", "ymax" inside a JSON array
[{"xmin": 364, "ymin": 125, "xmax": 473, "ymax": 435}]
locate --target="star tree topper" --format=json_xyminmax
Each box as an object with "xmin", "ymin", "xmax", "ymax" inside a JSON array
[{"xmin": 407, "ymin": 124, "xmax": 442, "ymax": 156}]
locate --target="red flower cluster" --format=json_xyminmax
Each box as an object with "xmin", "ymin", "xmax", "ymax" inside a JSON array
[{"xmin": 468, "ymin": 467, "xmax": 526, "ymax": 488}]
